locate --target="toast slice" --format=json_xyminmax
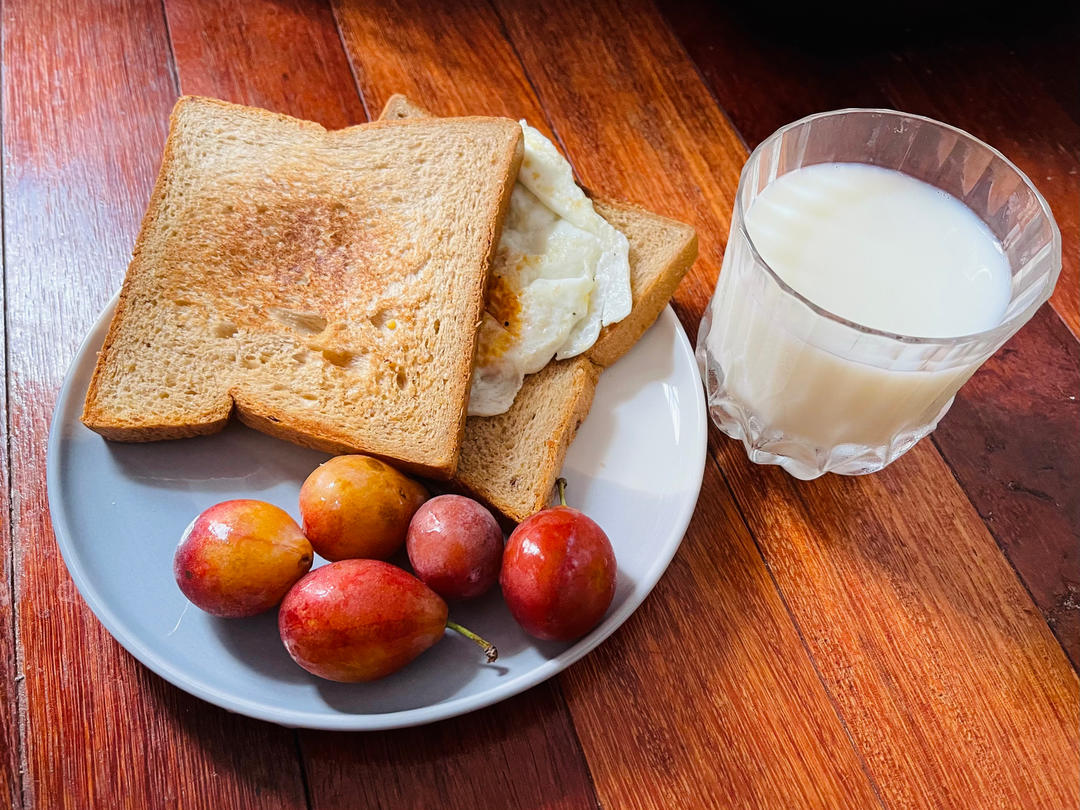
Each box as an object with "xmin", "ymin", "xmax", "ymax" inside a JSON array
[
  {"xmin": 380, "ymin": 95, "xmax": 697, "ymax": 519},
  {"xmin": 454, "ymin": 355, "xmax": 602, "ymax": 524},
  {"xmin": 81, "ymin": 96, "xmax": 523, "ymax": 479}
]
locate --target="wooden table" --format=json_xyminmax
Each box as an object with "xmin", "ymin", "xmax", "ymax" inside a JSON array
[{"xmin": 4, "ymin": 2, "xmax": 1077, "ymax": 807}]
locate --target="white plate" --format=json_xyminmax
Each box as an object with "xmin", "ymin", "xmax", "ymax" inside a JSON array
[{"xmin": 46, "ymin": 298, "xmax": 706, "ymax": 730}]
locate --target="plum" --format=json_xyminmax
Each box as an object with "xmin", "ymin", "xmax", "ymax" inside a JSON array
[
  {"xmin": 278, "ymin": 559, "xmax": 496, "ymax": 682},
  {"xmin": 173, "ymin": 499, "xmax": 313, "ymax": 618},
  {"xmin": 500, "ymin": 479, "xmax": 616, "ymax": 641},
  {"xmin": 299, "ymin": 454, "xmax": 428, "ymax": 561},
  {"xmin": 406, "ymin": 495, "xmax": 503, "ymax": 600}
]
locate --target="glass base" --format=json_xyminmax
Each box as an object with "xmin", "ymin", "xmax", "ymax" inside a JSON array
[
  {"xmin": 697, "ymin": 318, "xmax": 952, "ymax": 480},
  {"xmin": 704, "ymin": 391, "xmax": 950, "ymax": 480}
]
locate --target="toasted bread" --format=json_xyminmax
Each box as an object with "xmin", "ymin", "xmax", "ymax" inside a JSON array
[
  {"xmin": 81, "ymin": 96, "xmax": 523, "ymax": 479},
  {"xmin": 455, "ymin": 355, "xmax": 602, "ymax": 523},
  {"xmin": 380, "ymin": 94, "xmax": 697, "ymax": 519}
]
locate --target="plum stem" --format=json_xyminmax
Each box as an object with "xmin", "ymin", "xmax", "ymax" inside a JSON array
[
  {"xmin": 447, "ymin": 620, "xmax": 498, "ymax": 663},
  {"xmin": 556, "ymin": 477, "xmax": 568, "ymax": 507}
]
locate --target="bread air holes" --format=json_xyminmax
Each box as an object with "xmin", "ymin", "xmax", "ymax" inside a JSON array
[
  {"xmin": 369, "ymin": 309, "xmax": 397, "ymax": 330},
  {"xmin": 384, "ymin": 361, "xmax": 408, "ymax": 391},
  {"xmin": 212, "ymin": 321, "xmax": 238, "ymax": 339},
  {"xmin": 321, "ymin": 348, "xmax": 358, "ymax": 368},
  {"xmin": 239, "ymin": 352, "xmax": 271, "ymax": 369},
  {"xmin": 268, "ymin": 307, "xmax": 327, "ymax": 335}
]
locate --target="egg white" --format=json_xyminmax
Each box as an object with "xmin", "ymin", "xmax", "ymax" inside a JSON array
[
  {"xmin": 517, "ymin": 122, "xmax": 632, "ymax": 359},
  {"xmin": 467, "ymin": 124, "xmax": 632, "ymax": 417}
]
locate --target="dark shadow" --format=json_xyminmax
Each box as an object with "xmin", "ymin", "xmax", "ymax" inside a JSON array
[
  {"xmin": 312, "ymin": 630, "xmax": 497, "ymax": 715},
  {"xmin": 105, "ymin": 421, "xmax": 330, "ymax": 493},
  {"xmin": 209, "ymin": 612, "xmax": 312, "ymax": 685}
]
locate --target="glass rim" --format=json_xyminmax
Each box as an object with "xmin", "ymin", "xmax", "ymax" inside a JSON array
[{"xmin": 734, "ymin": 107, "xmax": 1063, "ymax": 346}]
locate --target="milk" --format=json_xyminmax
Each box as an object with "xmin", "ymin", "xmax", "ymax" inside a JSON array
[
  {"xmin": 704, "ymin": 162, "xmax": 1012, "ymax": 461},
  {"xmin": 745, "ymin": 163, "xmax": 1010, "ymax": 338}
]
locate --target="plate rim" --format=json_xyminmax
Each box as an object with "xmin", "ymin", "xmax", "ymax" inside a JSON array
[{"xmin": 46, "ymin": 294, "xmax": 707, "ymax": 730}]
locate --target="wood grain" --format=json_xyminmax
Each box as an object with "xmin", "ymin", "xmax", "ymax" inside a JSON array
[
  {"xmin": 663, "ymin": 0, "xmax": 1080, "ymax": 666},
  {"xmin": 720, "ymin": 442, "xmax": 1080, "ymax": 808},
  {"xmin": 2, "ymin": 1, "xmax": 306, "ymax": 807},
  {"xmin": 331, "ymin": 0, "xmax": 543, "ymax": 129},
  {"xmin": 334, "ymin": 0, "xmax": 892, "ymax": 806},
  {"xmin": 933, "ymin": 307, "xmax": 1080, "ymax": 663},
  {"xmin": 0, "ymin": 185, "xmax": 16, "ymax": 810},
  {"xmin": 299, "ymin": 683, "xmax": 599, "ymax": 810},
  {"xmin": 165, "ymin": 0, "xmax": 366, "ymax": 128},
  {"xmin": 8, "ymin": 2, "xmax": 1076, "ymax": 808},
  {"xmin": 489, "ymin": 0, "xmax": 1080, "ymax": 806},
  {"xmin": 160, "ymin": 2, "xmax": 600, "ymax": 807}
]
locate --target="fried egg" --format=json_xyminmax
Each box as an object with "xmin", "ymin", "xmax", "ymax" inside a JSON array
[{"xmin": 467, "ymin": 123, "xmax": 631, "ymax": 417}]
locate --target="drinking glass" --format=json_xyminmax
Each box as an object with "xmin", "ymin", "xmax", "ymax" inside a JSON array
[{"xmin": 697, "ymin": 109, "xmax": 1061, "ymax": 480}]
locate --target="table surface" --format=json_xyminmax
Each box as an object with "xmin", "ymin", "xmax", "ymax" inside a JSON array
[{"xmin": 5, "ymin": 2, "xmax": 1078, "ymax": 808}]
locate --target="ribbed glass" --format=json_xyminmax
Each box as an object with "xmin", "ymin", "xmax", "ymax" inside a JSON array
[{"xmin": 697, "ymin": 109, "xmax": 1061, "ymax": 479}]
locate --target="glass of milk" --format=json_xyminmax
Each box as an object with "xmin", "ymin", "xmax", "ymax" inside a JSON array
[{"xmin": 697, "ymin": 109, "xmax": 1061, "ymax": 479}]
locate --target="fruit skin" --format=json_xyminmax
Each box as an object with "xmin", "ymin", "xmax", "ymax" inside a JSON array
[
  {"xmin": 406, "ymin": 495, "xmax": 503, "ymax": 600},
  {"xmin": 500, "ymin": 506, "xmax": 616, "ymax": 641},
  {"xmin": 278, "ymin": 559, "xmax": 448, "ymax": 682},
  {"xmin": 299, "ymin": 454, "xmax": 428, "ymax": 561},
  {"xmin": 173, "ymin": 499, "xmax": 313, "ymax": 618}
]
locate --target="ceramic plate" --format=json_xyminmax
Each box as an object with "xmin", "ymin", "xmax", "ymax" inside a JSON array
[{"xmin": 47, "ymin": 297, "xmax": 706, "ymax": 730}]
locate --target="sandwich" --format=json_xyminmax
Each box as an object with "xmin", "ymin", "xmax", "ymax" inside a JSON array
[
  {"xmin": 81, "ymin": 94, "xmax": 698, "ymax": 521},
  {"xmin": 379, "ymin": 95, "xmax": 697, "ymax": 521}
]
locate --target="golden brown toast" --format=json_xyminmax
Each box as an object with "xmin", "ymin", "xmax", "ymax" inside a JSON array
[{"xmin": 81, "ymin": 96, "xmax": 523, "ymax": 479}]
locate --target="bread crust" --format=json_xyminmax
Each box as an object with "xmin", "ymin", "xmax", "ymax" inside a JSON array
[
  {"xmin": 452, "ymin": 357, "xmax": 602, "ymax": 523},
  {"xmin": 232, "ymin": 398, "xmax": 448, "ymax": 480},
  {"xmin": 586, "ymin": 198, "xmax": 698, "ymax": 368},
  {"xmin": 82, "ymin": 98, "xmax": 196, "ymax": 439}
]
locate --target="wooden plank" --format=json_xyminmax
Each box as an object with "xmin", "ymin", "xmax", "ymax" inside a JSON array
[
  {"xmin": 160, "ymin": 2, "xmax": 599, "ymax": 807},
  {"xmin": 934, "ymin": 307, "xmax": 1080, "ymax": 664},
  {"xmin": 333, "ymin": 1, "xmax": 887, "ymax": 806},
  {"xmin": 488, "ymin": 1, "xmax": 1079, "ymax": 805},
  {"xmin": 331, "ymin": 0, "xmax": 542, "ymax": 127},
  {"xmin": 165, "ymin": 0, "xmax": 366, "ymax": 128},
  {"xmin": 720, "ymin": 442, "xmax": 1080, "ymax": 807},
  {"xmin": 1, "ymin": 1, "xmax": 307, "ymax": 807},
  {"xmin": 0, "ymin": 188, "xmax": 17, "ymax": 810},
  {"xmin": 663, "ymin": 0, "xmax": 1080, "ymax": 666},
  {"xmin": 299, "ymin": 682, "xmax": 599, "ymax": 810}
]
